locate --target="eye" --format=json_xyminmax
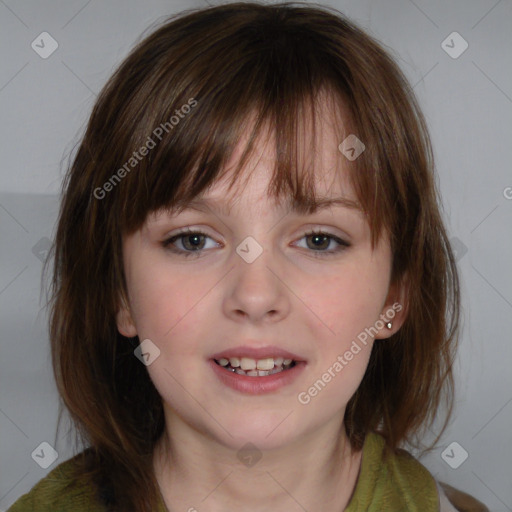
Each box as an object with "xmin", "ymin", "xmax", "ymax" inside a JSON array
[
  {"xmin": 294, "ymin": 230, "xmax": 350, "ymax": 256},
  {"xmin": 162, "ymin": 228, "xmax": 220, "ymax": 258},
  {"xmin": 162, "ymin": 228, "xmax": 350, "ymax": 258}
]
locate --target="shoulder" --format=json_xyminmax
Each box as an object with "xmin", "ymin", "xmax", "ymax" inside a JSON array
[
  {"xmin": 7, "ymin": 452, "xmax": 106, "ymax": 512},
  {"xmin": 346, "ymin": 432, "xmax": 440, "ymax": 512}
]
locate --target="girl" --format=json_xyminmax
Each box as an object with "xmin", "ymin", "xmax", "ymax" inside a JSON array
[{"xmin": 8, "ymin": 2, "xmax": 463, "ymax": 511}]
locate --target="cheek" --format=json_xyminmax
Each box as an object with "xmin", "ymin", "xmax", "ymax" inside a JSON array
[
  {"xmin": 127, "ymin": 267, "xmax": 213, "ymax": 402},
  {"xmin": 126, "ymin": 260, "xmax": 208, "ymax": 352},
  {"xmin": 297, "ymin": 345, "xmax": 372, "ymax": 415},
  {"xmin": 296, "ymin": 269, "xmax": 381, "ymax": 410},
  {"xmin": 295, "ymin": 259, "xmax": 390, "ymax": 341}
]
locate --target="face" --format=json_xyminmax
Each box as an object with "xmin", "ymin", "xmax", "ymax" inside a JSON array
[{"xmin": 116, "ymin": 106, "xmax": 406, "ymax": 452}]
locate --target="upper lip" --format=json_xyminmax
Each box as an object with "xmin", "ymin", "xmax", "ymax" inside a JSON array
[{"xmin": 211, "ymin": 345, "xmax": 305, "ymax": 362}]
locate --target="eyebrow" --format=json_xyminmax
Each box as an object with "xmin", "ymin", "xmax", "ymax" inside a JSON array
[{"xmin": 173, "ymin": 196, "xmax": 362, "ymax": 216}]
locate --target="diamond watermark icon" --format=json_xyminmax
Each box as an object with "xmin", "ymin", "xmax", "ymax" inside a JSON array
[
  {"xmin": 338, "ymin": 134, "xmax": 365, "ymax": 161},
  {"xmin": 32, "ymin": 237, "xmax": 52, "ymax": 263},
  {"xmin": 236, "ymin": 236, "xmax": 263, "ymax": 264},
  {"xmin": 31, "ymin": 32, "xmax": 59, "ymax": 59},
  {"xmin": 31, "ymin": 441, "xmax": 58, "ymax": 469},
  {"xmin": 134, "ymin": 339, "xmax": 161, "ymax": 366},
  {"xmin": 237, "ymin": 442, "xmax": 262, "ymax": 468},
  {"xmin": 441, "ymin": 441, "xmax": 468, "ymax": 469},
  {"xmin": 449, "ymin": 237, "xmax": 468, "ymax": 262},
  {"xmin": 441, "ymin": 32, "xmax": 468, "ymax": 59}
]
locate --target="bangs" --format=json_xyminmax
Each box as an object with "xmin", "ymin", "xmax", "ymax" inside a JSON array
[
  {"xmin": 124, "ymin": 88, "xmax": 365, "ymax": 228},
  {"xmin": 88, "ymin": 5, "xmax": 391, "ymax": 250}
]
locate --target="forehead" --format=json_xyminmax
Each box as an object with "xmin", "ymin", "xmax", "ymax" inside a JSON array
[
  {"xmin": 167, "ymin": 95, "xmax": 360, "ymax": 217},
  {"xmin": 142, "ymin": 93, "xmax": 367, "ymax": 232}
]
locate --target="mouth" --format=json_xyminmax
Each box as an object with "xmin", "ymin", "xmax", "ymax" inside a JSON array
[
  {"xmin": 210, "ymin": 345, "xmax": 306, "ymax": 394},
  {"xmin": 214, "ymin": 356, "xmax": 297, "ymax": 377}
]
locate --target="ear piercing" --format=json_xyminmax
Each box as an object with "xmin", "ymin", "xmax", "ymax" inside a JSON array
[{"xmin": 386, "ymin": 322, "xmax": 392, "ymax": 329}]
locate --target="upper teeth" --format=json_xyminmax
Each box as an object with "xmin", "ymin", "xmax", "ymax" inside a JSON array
[{"xmin": 217, "ymin": 357, "xmax": 293, "ymax": 370}]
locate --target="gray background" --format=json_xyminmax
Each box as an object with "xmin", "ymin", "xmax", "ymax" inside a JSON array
[{"xmin": 1, "ymin": 0, "xmax": 511, "ymax": 510}]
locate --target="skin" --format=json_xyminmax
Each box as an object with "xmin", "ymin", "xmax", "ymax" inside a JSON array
[{"xmin": 116, "ymin": 101, "xmax": 407, "ymax": 512}]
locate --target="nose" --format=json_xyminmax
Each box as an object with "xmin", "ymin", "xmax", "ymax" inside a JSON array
[{"xmin": 222, "ymin": 244, "xmax": 291, "ymax": 324}]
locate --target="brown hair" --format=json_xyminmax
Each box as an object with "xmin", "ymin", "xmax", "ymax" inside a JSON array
[{"xmin": 47, "ymin": 2, "xmax": 460, "ymax": 510}]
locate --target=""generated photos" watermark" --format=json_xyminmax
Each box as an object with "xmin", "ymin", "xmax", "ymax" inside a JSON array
[
  {"xmin": 297, "ymin": 302, "xmax": 402, "ymax": 404},
  {"xmin": 93, "ymin": 97, "xmax": 198, "ymax": 200}
]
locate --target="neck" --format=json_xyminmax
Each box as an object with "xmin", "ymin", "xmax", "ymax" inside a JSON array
[{"xmin": 153, "ymin": 412, "xmax": 362, "ymax": 512}]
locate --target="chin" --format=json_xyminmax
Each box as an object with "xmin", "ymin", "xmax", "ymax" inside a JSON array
[{"xmin": 207, "ymin": 411, "xmax": 303, "ymax": 452}]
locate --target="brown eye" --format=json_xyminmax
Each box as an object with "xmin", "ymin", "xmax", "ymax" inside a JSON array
[
  {"xmin": 295, "ymin": 230, "xmax": 350, "ymax": 256},
  {"xmin": 162, "ymin": 229, "xmax": 219, "ymax": 257},
  {"xmin": 306, "ymin": 233, "xmax": 331, "ymax": 250},
  {"xmin": 180, "ymin": 233, "xmax": 206, "ymax": 251}
]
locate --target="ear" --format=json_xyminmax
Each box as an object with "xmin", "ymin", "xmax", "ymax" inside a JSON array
[
  {"xmin": 116, "ymin": 295, "xmax": 138, "ymax": 338},
  {"xmin": 375, "ymin": 272, "xmax": 408, "ymax": 340}
]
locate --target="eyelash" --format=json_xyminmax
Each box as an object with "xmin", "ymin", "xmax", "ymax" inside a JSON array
[{"xmin": 162, "ymin": 228, "xmax": 350, "ymax": 258}]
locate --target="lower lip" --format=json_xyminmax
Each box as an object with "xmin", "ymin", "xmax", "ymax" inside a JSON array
[{"xmin": 209, "ymin": 359, "xmax": 306, "ymax": 395}]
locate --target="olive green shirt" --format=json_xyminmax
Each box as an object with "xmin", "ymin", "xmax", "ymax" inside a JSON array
[{"xmin": 7, "ymin": 432, "xmax": 439, "ymax": 511}]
